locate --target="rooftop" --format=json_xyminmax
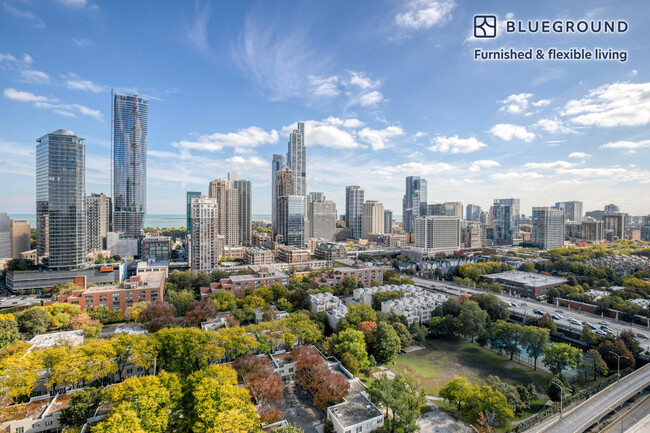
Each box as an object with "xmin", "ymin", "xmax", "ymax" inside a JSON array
[
  {"xmin": 29, "ymin": 330, "xmax": 84, "ymax": 350},
  {"xmin": 328, "ymin": 391, "xmax": 382, "ymax": 428},
  {"xmin": 484, "ymin": 270, "xmax": 568, "ymax": 287},
  {"xmin": 84, "ymin": 270, "xmax": 165, "ymax": 293}
]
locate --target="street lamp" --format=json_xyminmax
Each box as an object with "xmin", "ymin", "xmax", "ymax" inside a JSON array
[
  {"xmin": 608, "ymin": 351, "xmax": 630, "ymax": 382},
  {"xmin": 550, "ymin": 382, "xmax": 566, "ymax": 419}
]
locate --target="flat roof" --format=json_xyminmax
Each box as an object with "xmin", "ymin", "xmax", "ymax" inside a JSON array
[
  {"xmin": 484, "ymin": 270, "xmax": 567, "ymax": 287},
  {"xmin": 29, "ymin": 330, "xmax": 84, "ymax": 350},
  {"xmin": 329, "ymin": 392, "xmax": 382, "ymax": 428},
  {"xmin": 84, "ymin": 270, "xmax": 165, "ymax": 293}
]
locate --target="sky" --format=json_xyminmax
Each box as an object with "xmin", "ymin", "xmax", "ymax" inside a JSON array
[{"xmin": 1, "ymin": 0, "xmax": 649, "ymax": 218}]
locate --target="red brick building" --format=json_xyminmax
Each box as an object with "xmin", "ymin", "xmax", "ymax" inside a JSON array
[
  {"xmin": 55, "ymin": 271, "xmax": 166, "ymax": 313},
  {"xmin": 200, "ymin": 265, "xmax": 289, "ymax": 299}
]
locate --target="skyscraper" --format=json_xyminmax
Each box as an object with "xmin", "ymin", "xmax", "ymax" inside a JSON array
[
  {"xmin": 466, "ymin": 204, "xmax": 481, "ymax": 221},
  {"xmin": 604, "ymin": 204, "xmax": 620, "ymax": 213},
  {"xmin": 309, "ymin": 192, "xmax": 325, "ymax": 202},
  {"xmin": 415, "ymin": 216, "xmax": 461, "ymax": 252},
  {"xmin": 345, "ymin": 186, "xmax": 364, "ymax": 238},
  {"xmin": 287, "ymin": 122, "xmax": 306, "ymax": 197},
  {"xmin": 36, "ymin": 129, "xmax": 86, "ymax": 270},
  {"xmin": 554, "ymin": 201, "xmax": 583, "ymax": 223},
  {"xmin": 209, "ymin": 179, "xmax": 239, "ymax": 246},
  {"xmin": 491, "ymin": 201, "xmax": 512, "ymax": 245},
  {"xmin": 309, "ymin": 199, "xmax": 336, "ymax": 242},
  {"xmin": 228, "ymin": 172, "xmax": 252, "ymax": 246},
  {"xmin": 493, "ymin": 198, "xmax": 520, "ymax": 242},
  {"xmin": 443, "ymin": 202, "xmax": 463, "ymax": 218},
  {"xmin": 186, "ymin": 191, "xmax": 201, "ymax": 236},
  {"xmin": 273, "ymin": 167, "xmax": 294, "ymax": 239},
  {"xmin": 277, "ymin": 195, "xmax": 305, "ymax": 246},
  {"xmin": 0, "ymin": 213, "xmax": 10, "ymax": 260},
  {"xmin": 112, "ymin": 93, "xmax": 148, "ymax": 238},
  {"xmin": 85, "ymin": 193, "xmax": 111, "ymax": 252},
  {"xmin": 9, "ymin": 219, "xmax": 30, "ymax": 259},
  {"xmin": 532, "ymin": 207, "xmax": 565, "ymax": 249},
  {"xmin": 190, "ymin": 196, "xmax": 224, "ymax": 271},
  {"xmin": 271, "ymin": 154, "xmax": 286, "ymax": 234},
  {"xmin": 362, "ymin": 200, "xmax": 385, "ymax": 239},
  {"xmin": 384, "ymin": 210, "xmax": 393, "ymax": 234},
  {"xmin": 603, "ymin": 212, "xmax": 625, "ymax": 240},
  {"xmin": 403, "ymin": 176, "xmax": 427, "ymax": 233}
]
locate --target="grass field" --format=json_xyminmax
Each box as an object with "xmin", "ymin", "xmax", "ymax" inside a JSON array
[{"xmin": 387, "ymin": 338, "xmax": 553, "ymax": 397}]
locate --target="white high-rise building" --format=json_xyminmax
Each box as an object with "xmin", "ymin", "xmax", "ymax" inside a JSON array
[
  {"xmin": 532, "ymin": 207, "xmax": 565, "ymax": 249},
  {"xmin": 309, "ymin": 199, "xmax": 336, "ymax": 242},
  {"xmin": 415, "ymin": 216, "xmax": 461, "ymax": 253},
  {"xmin": 287, "ymin": 122, "xmax": 306, "ymax": 197},
  {"xmin": 362, "ymin": 201, "xmax": 384, "ymax": 239},
  {"xmin": 190, "ymin": 196, "xmax": 224, "ymax": 271},
  {"xmin": 85, "ymin": 193, "xmax": 111, "ymax": 252},
  {"xmin": 554, "ymin": 201, "xmax": 583, "ymax": 223}
]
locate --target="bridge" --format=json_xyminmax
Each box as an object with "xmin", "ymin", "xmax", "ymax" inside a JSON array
[{"xmin": 523, "ymin": 363, "xmax": 650, "ymax": 433}]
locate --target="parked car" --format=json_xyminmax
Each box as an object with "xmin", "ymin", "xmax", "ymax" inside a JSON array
[{"xmin": 598, "ymin": 321, "xmax": 608, "ymax": 326}]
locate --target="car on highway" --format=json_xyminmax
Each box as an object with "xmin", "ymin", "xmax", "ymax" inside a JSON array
[
  {"xmin": 595, "ymin": 329, "xmax": 607, "ymax": 336},
  {"xmin": 533, "ymin": 309, "xmax": 543, "ymax": 315},
  {"xmin": 509, "ymin": 302, "xmax": 517, "ymax": 307},
  {"xmin": 552, "ymin": 314, "xmax": 562, "ymax": 320},
  {"xmin": 598, "ymin": 321, "xmax": 608, "ymax": 325},
  {"xmin": 555, "ymin": 309, "xmax": 563, "ymax": 313},
  {"xmin": 636, "ymin": 333, "xmax": 648, "ymax": 340},
  {"xmin": 568, "ymin": 317, "xmax": 580, "ymax": 325},
  {"xmin": 588, "ymin": 324, "xmax": 597, "ymax": 330}
]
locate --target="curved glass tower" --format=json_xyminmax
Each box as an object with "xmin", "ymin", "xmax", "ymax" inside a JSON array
[{"xmin": 112, "ymin": 92, "xmax": 148, "ymax": 238}]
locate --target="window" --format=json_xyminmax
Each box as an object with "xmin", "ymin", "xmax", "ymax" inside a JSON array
[
  {"xmin": 32, "ymin": 424, "xmax": 40, "ymax": 429},
  {"xmin": 45, "ymin": 420, "xmax": 53, "ymax": 426},
  {"xmin": 357, "ymin": 427, "xmax": 362, "ymax": 433},
  {"xmin": 16, "ymin": 428, "xmax": 24, "ymax": 433},
  {"xmin": 367, "ymin": 423, "xmax": 372, "ymax": 430}
]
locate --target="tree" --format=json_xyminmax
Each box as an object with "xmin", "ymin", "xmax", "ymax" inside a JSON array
[
  {"xmin": 543, "ymin": 343, "xmax": 583, "ymax": 376},
  {"xmin": 216, "ymin": 327, "xmax": 260, "ymax": 359},
  {"xmin": 0, "ymin": 350, "xmax": 42, "ymax": 402},
  {"xmin": 140, "ymin": 301, "xmax": 181, "ymax": 332},
  {"xmin": 285, "ymin": 313, "xmax": 321, "ymax": 345},
  {"xmin": 212, "ymin": 290, "xmax": 237, "ymax": 311},
  {"xmin": 546, "ymin": 379, "xmax": 565, "ymax": 403},
  {"xmin": 0, "ymin": 316, "xmax": 20, "ymax": 350},
  {"xmin": 619, "ymin": 330, "xmax": 641, "ymax": 356},
  {"xmin": 528, "ymin": 313, "xmax": 558, "ymax": 334},
  {"xmin": 485, "ymin": 376, "xmax": 533, "ymax": 414},
  {"xmin": 166, "ymin": 289, "xmax": 196, "ymax": 317},
  {"xmin": 598, "ymin": 340, "xmax": 634, "ymax": 370},
  {"xmin": 439, "ymin": 376, "xmax": 472, "ymax": 411},
  {"xmin": 233, "ymin": 355, "xmax": 285, "ymax": 424},
  {"xmin": 16, "ymin": 306, "xmax": 50, "ymax": 338},
  {"xmin": 338, "ymin": 304, "xmax": 377, "ymax": 331},
  {"xmin": 334, "ymin": 328, "xmax": 369, "ymax": 370},
  {"xmin": 358, "ymin": 320, "xmax": 378, "ymax": 348},
  {"xmin": 93, "ymin": 403, "xmax": 146, "ymax": 433},
  {"xmin": 580, "ymin": 325, "xmax": 598, "ymax": 347},
  {"xmin": 68, "ymin": 313, "xmax": 92, "ymax": 330},
  {"xmin": 585, "ymin": 349, "xmax": 608, "ymax": 381},
  {"xmin": 459, "ymin": 301, "xmax": 488, "ymax": 342},
  {"xmin": 486, "ymin": 321, "xmax": 525, "ymax": 360},
  {"xmin": 372, "ymin": 290, "xmax": 404, "ymax": 310},
  {"xmin": 392, "ymin": 322, "xmax": 412, "ymax": 349},
  {"xmin": 340, "ymin": 352, "xmax": 361, "ymax": 375},
  {"xmin": 341, "ymin": 276, "xmax": 358, "ymax": 293},
  {"xmin": 463, "ymin": 384, "xmax": 514, "ymax": 428},
  {"xmin": 155, "ymin": 328, "xmax": 225, "ymax": 376},
  {"xmin": 521, "ymin": 326, "xmax": 550, "ymax": 370},
  {"xmin": 428, "ymin": 315, "xmax": 462, "ymax": 338},
  {"xmin": 277, "ymin": 297, "xmax": 293, "ymax": 312},
  {"xmin": 409, "ymin": 323, "xmax": 427, "ymax": 342},
  {"xmin": 59, "ymin": 387, "xmax": 103, "ymax": 427},
  {"xmin": 373, "ymin": 322, "xmax": 402, "ymax": 364},
  {"xmin": 292, "ymin": 346, "xmax": 350, "ymax": 410},
  {"xmin": 185, "ymin": 299, "xmax": 218, "ymax": 324},
  {"xmin": 369, "ymin": 372, "xmax": 426, "ymax": 432},
  {"xmin": 470, "ymin": 293, "xmax": 510, "ymax": 321}
]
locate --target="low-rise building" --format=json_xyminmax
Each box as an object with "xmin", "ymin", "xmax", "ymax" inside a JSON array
[
  {"xmin": 6, "ymin": 263, "xmax": 126, "ymax": 293},
  {"xmin": 326, "ymin": 304, "xmax": 348, "ymax": 329},
  {"xmin": 314, "ymin": 243, "xmax": 347, "ymax": 261},
  {"xmin": 244, "ymin": 247, "xmax": 274, "ymax": 265},
  {"xmin": 380, "ymin": 294, "xmax": 441, "ymax": 325},
  {"xmin": 0, "ymin": 392, "xmax": 74, "ymax": 433},
  {"xmin": 331, "ymin": 261, "xmax": 383, "ymax": 288},
  {"xmin": 271, "ymin": 260, "xmax": 329, "ymax": 273},
  {"xmin": 20, "ymin": 249, "xmax": 38, "ymax": 263},
  {"xmin": 481, "ymin": 270, "xmax": 568, "ymax": 298},
  {"xmin": 353, "ymin": 284, "xmax": 422, "ymax": 305},
  {"xmin": 224, "ymin": 245, "xmax": 246, "ymax": 261},
  {"xmin": 54, "ymin": 270, "xmax": 166, "ymax": 313},
  {"xmin": 309, "ymin": 292, "xmax": 342, "ymax": 313},
  {"xmin": 200, "ymin": 265, "xmax": 289, "ymax": 299},
  {"xmin": 141, "ymin": 236, "xmax": 172, "ymax": 262},
  {"xmin": 276, "ymin": 245, "xmax": 310, "ymax": 266},
  {"xmin": 327, "ymin": 391, "xmax": 384, "ymax": 433}
]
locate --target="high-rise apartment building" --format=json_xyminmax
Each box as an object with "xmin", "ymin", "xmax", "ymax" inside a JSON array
[
  {"xmin": 604, "ymin": 204, "xmax": 620, "ymax": 213},
  {"xmin": 186, "ymin": 191, "xmax": 201, "ymax": 236},
  {"xmin": 309, "ymin": 192, "xmax": 325, "ymax": 202},
  {"xmin": 362, "ymin": 201, "xmax": 385, "ymax": 239},
  {"xmin": 384, "ymin": 210, "xmax": 393, "ymax": 234},
  {"xmin": 287, "ymin": 122, "xmax": 306, "ymax": 197},
  {"xmin": 581, "ymin": 220, "xmax": 604, "ymax": 242},
  {"xmin": 85, "ymin": 193, "xmax": 111, "ymax": 252},
  {"xmin": 491, "ymin": 202, "xmax": 512, "ymax": 245},
  {"xmin": 444, "ymin": 202, "xmax": 463, "ymax": 219},
  {"xmin": 10, "ymin": 219, "xmax": 31, "ymax": 259},
  {"xmin": 112, "ymin": 93, "xmax": 148, "ymax": 238},
  {"xmin": 345, "ymin": 186, "xmax": 365, "ymax": 238},
  {"xmin": 209, "ymin": 179, "xmax": 239, "ymax": 246},
  {"xmin": 532, "ymin": 207, "xmax": 565, "ymax": 249},
  {"xmin": 466, "ymin": 204, "xmax": 481, "ymax": 221},
  {"xmin": 228, "ymin": 172, "xmax": 252, "ymax": 246},
  {"xmin": 36, "ymin": 129, "xmax": 86, "ymax": 270},
  {"xmin": 427, "ymin": 203, "xmax": 444, "ymax": 216},
  {"xmin": 271, "ymin": 154, "xmax": 286, "ymax": 234},
  {"xmin": 0, "ymin": 213, "xmax": 10, "ymax": 260},
  {"xmin": 277, "ymin": 195, "xmax": 305, "ymax": 247},
  {"xmin": 309, "ymin": 199, "xmax": 336, "ymax": 242},
  {"xmin": 190, "ymin": 196, "xmax": 224, "ymax": 271},
  {"xmin": 403, "ymin": 176, "xmax": 427, "ymax": 233},
  {"xmin": 603, "ymin": 212, "xmax": 625, "ymax": 240},
  {"xmin": 554, "ymin": 201, "xmax": 583, "ymax": 223},
  {"xmin": 461, "ymin": 220, "xmax": 482, "ymax": 249},
  {"xmin": 415, "ymin": 216, "xmax": 461, "ymax": 252},
  {"xmin": 273, "ymin": 167, "xmax": 294, "ymax": 239}
]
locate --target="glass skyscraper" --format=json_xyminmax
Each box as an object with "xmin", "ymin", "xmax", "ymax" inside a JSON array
[
  {"xmin": 278, "ymin": 195, "xmax": 305, "ymax": 246},
  {"xmin": 345, "ymin": 185, "xmax": 364, "ymax": 239},
  {"xmin": 287, "ymin": 122, "xmax": 306, "ymax": 197},
  {"xmin": 403, "ymin": 176, "xmax": 427, "ymax": 233},
  {"xmin": 186, "ymin": 191, "xmax": 201, "ymax": 236},
  {"xmin": 36, "ymin": 129, "xmax": 86, "ymax": 270},
  {"xmin": 112, "ymin": 92, "xmax": 148, "ymax": 238}
]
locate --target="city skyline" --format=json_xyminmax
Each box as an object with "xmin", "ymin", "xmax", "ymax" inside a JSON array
[{"xmin": 1, "ymin": 1, "xmax": 649, "ymax": 217}]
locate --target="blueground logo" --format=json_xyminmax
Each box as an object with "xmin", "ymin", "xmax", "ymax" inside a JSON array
[{"xmin": 474, "ymin": 15, "xmax": 497, "ymax": 38}]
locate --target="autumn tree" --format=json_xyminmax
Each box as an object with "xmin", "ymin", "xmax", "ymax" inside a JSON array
[
  {"xmin": 0, "ymin": 348, "xmax": 42, "ymax": 402},
  {"xmin": 140, "ymin": 301, "xmax": 182, "ymax": 332},
  {"xmin": 233, "ymin": 355, "xmax": 284, "ymax": 424},
  {"xmin": 598, "ymin": 339, "xmax": 634, "ymax": 370},
  {"xmin": 155, "ymin": 328, "xmax": 225, "ymax": 376},
  {"xmin": 585, "ymin": 349, "xmax": 608, "ymax": 381},
  {"xmin": 59, "ymin": 387, "xmax": 103, "ymax": 428},
  {"xmin": 463, "ymin": 384, "xmax": 514, "ymax": 428},
  {"xmin": 292, "ymin": 346, "xmax": 349, "ymax": 410},
  {"xmin": 338, "ymin": 304, "xmax": 377, "ymax": 331},
  {"xmin": 369, "ymin": 372, "xmax": 426, "ymax": 432},
  {"xmin": 185, "ymin": 298, "xmax": 218, "ymax": 324},
  {"xmin": 580, "ymin": 325, "xmax": 598, "ymax": 347},
  {"xmin": 0, "ymin": 316, "xmax": 20, "ymax": 350}
]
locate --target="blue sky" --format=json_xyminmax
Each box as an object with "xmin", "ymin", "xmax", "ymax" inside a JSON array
[{"xmin": 1, "ymin": 0, "xmax": 649, "ymax": 218}]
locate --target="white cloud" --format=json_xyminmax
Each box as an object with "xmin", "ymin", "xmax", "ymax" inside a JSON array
[
  {"xmin": 348, "ymin": 71, "xmax": 379, "ymax": 89},
  {"xmin": 307, "ymin": 121, "xmax": 359, "ymax": 149},
  {"xmin": 186, "ymin": 1, "xmax": 212, "ymax": 57},
  {"xmin": 498, "ymin": 93, "xmax": 551, "ymax": 114},
  {"xmin": 0, "ymin": 52, "xmax": 33, "ymax": 67},
  {"xmin": 359, "ymin": 91, "xmax": 384, "ymax": 106},
  {"xmin": 395, "ymin": 0, "xmax": 455, "ymax": 29},
  {"xmin": 4, "ymin": 88, "xmax": 52, "ymax": 103},
  {"xmin": 534, "ymin": 118, "xmax": 575, "ymax": 134},
  {"xmin": 57, "ymin": 0, "xmax": 88, "ymax": 7},
  {"xmin": 524, "ymin": 161, "xmax": 575, "ymax": 170},
  {"xmin": 601, "ymin": 140, "xmax": 650, "ymax": 150},
  {"xmin": 562, "ymin": 82, "xmax": 650, "ymax": 127},
  {"xmin": 308, "ymin": 75, "xmax": 339, "ymax": 97},
  {"xmin": 3, "ymin": 3, "xmax": 45, "ymax": 28},
  {"xmin": 430, "ymin": 135, "xmax": 486, "ymax": 153},
  {"xmin": 173, "ymin": 126, "xmax": 279, "ymax": 152},
  {"xmin": 568, "ymin": 152, "xmax": 591, "ymax": 158},
  {"xmin": 358, "ymin": 126, "xmax": 404, "ymax": 151},
  {"xmin": 469, "ymin": 160, "xmax": 500, "ymax": 172},
  {"xmin": 490, "ymin": 123, "xmax": 535, "ymax": 141},
  {"xmin": 375, "ymin": 161, "xmax": 454, "ymax": 177},
  {"xmin": 73, "ymin": 38, "xmax": 94, "ymax": 47},
  {"xmin": 20, "ymin": 70, "xmax": 50, "ymax": 84},
  {"xmin": 63, "ymin": 73, "xmax": 106, "ymax": 93},
  {"xmin": 491, "ymin": 171, "xmax": 543, "ymax": 180},
  {"xmin": 225, "ymin": 155, "xmax": 268, "ymax": 169}
]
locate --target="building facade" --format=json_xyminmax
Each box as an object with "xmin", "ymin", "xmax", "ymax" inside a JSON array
[
  {"xmin": 112, "ymin": 93, "xmax": 148, "ymax": 238},
  {"xmin": 0, "ymin": 213, "xmax": 10, "ymax": 260},
  {"xmin": 85, "ymin": 192, "xmax": 111, "ymax": 252},
  {"xmin": 581, "ymin": 220, "xmax": 604, "ymax": 242},
  {"xmin": 554, "ymin": 201, "xmax": 583, "ymax": 223},
  {"xmin": 403, "ymin": 176, "xmax": 427, "ymax": 233},
  {"xmin": 384, "ymin": 210, "xmax": 393, "ymax": 234},
  {"xmin": 361, "ymin": 201, "xmax": 384, "ymax": 239},
  {"xmin": 603, "ymin": 212, "xmax": 625, "ymax": 241},
  {"xmin": 186, "ymin": 191, "xmax": 201, "ymax": 236},
  {"xmin": 414, "ymin": 216, "xmax": 461, "ymax": 253},
  {"xmin": 271, "ymin": 154, "xmax": 286, "ymax": 235},
  {"xmin": 532, "ymin": 206, "xmax": 565, "ymax": 249},
  {"xmin": 287, "ymin": 121, "xmax": 306, "ymax": 197},
  {"xmin": 9, "ymin": 219, "xmax": 31, "ymax": 259},
  {"xmin": 36, "ymin": 129, "xmax": 86, "ymax": 270},
  {"xmin": 190, "ymin": 196, "xmax": 224, "ymax": 271},
  {"xmin": 228, "ymin": 172, "xmax": 252, "ymax": 246},
  {"xmin": 277, "ymin": 195, "xmax": 306, "ymax": 247},
  {"xmin": 141, "ymin": 236, "xmax": 171, "ymax": 262},
  {"xmin": 345, "ymin": 186, "xmax": 364, "ymax": 239},
  {"xmin": 466, "ymin": 204, "xmax": 481, "ymax": 221},
  {"xmin": 309, "ymin": 199, "xmax": 337, "ymax": 242},
  {"xmin": 209, "ymin": 178, "xmax": 240, "ymax": 246}
]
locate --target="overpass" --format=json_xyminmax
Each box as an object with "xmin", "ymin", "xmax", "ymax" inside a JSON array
[{"xmin": 523, "ymin": 363, "xmax": 650, "ymax": 433}]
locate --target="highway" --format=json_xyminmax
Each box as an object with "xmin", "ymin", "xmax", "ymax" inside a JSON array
[
  {"xmin": 522, "ymin": 364, "xmax": 650, "ymax": 433},
  {"xmin": 600, "ymin": 393, "xmax": 650, "ymax": 432},
  {"xmin": 412, "ymin": 277, "xmax": 650, "ymax": 353}
]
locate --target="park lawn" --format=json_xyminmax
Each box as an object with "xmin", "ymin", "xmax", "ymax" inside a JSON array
[{"xmin": 388, "ymin": 338, "xmax": 553, "ymax": 397}]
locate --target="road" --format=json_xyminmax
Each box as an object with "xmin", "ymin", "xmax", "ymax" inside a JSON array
[
  {"xmin": 600, "ymin": 393, "xmax": 650, "ymax": 432},
  {"xmin": 524, "ymin": 364, "xmax": 650, "ymax": 433},
  {"xmin": 412, "ymin": 277, "xmax": 650, "ymax": 353}
]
